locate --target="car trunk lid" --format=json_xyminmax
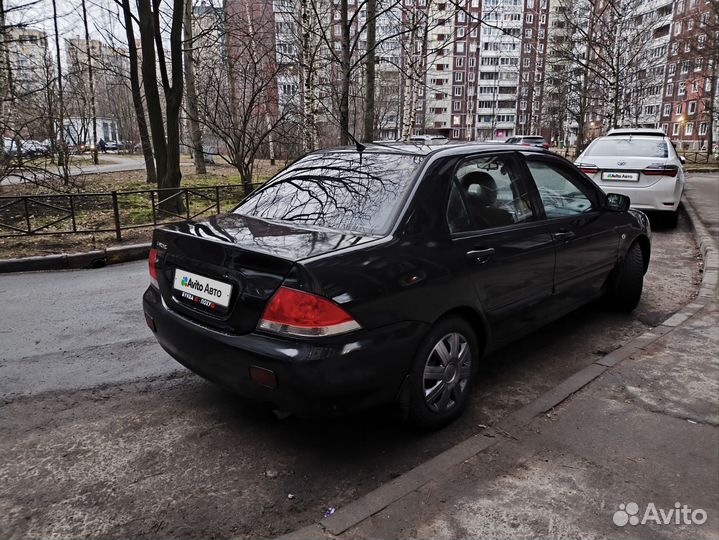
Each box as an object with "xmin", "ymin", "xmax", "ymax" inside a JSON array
[
  {"xmin": 578, "ymin": 156, "xmax": 674, "ymax": 188},
  {"xmin": 153, "ymin": 213, "xmax": 378, "ymax": 334}
]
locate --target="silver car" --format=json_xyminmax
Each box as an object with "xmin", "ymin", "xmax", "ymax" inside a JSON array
[{"xmin": 575, "ymin": 128, "xmax": 685, "ymax": 227}]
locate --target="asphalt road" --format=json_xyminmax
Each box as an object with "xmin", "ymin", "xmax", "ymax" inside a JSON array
[{"xmin": 0, "ymin": 211, "xmax": 702, "ymax": 539}]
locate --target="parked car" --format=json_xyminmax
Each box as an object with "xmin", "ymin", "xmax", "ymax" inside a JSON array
[
  {"xmin": 505, "ymin": 135, "xmax": 550, "ymax": 149},
  {"xmin": 575, "ymin": 129, "xmax": 684, "ymax": 227},
  {"xmin": 143, "ymin": 143, "xmax": 651, "ymax": 428},
  {"xmin": 22, "ymin": 139, "xmax": 50, "ymax": 158},
  {"xmin": 104, "ymin": 140, "xmax": 125, "ymax": 152},
  {"xmin": 409, "ymin": 134, "xmax": 449, "ymax": 145}
]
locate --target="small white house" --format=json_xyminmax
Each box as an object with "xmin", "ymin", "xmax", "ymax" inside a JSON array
[{"xmin": 62, "ymin": 116, "xmax": 119, "ymax": 147}]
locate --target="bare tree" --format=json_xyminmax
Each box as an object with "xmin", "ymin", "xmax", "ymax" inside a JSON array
[
  {"xmin": 195, "ymin": 1, "xmax": 287, "ymax": 190},
  {"xmin": 137, "ymin": 0, "xmax": 185, "ymax": 212},
  {"xmin": 183, "ymin": 0, "xmax": 206, "ymax": 174}
]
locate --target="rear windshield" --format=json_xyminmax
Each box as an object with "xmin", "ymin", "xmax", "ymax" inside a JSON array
[
  {"xmin": 585, "ymin": 138, "xmax": 668, "ymax": 158},
  {"xmin": 522, "ymin": 137, "xmax": 545, "ymax": 142},
  {"xmin": 234, "ymin": 152, "xmax": 425, "ymax": 235}
]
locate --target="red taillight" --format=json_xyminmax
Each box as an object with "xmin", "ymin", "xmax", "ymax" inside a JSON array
[
  {"xmin": 542, "ymin": 143, "xmax": 550, "ymax": 149},
  {"xmin": 578, "ymin": 164, "xmax": 599, "ymax": 175},
  {"xmin": 642, "ymin": 165, "xmax": 678, "ymax": 177},
  {"xmin": 257, "ymin": 286, "xmax": 361, "ymax": 337},
  {"xmin": 148, "ymin": 248, "xmax": 159, "ymax": 288}
]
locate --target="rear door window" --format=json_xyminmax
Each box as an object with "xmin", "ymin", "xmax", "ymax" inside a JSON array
[{"xmin": 447, "ymin": 153, "xmax": 535, "ymax": 232}]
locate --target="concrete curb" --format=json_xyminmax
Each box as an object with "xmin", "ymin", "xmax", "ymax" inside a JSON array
[
  {"xmin": 683, "ymin": 199, "xmax": 719, "ymax": 302},
  {"xmin": 0, "ymin": 243, "xmax": 151, "ymax": 274},
  {"xmin": 277, "ymin": 202, "xmax": 719, "ymax": 540}
]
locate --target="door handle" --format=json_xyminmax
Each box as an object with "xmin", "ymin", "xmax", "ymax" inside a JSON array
[
  {"xmin": 466, "ymin": 248, "xmax": 495, "ymax": 264},
  {"xmin": 553, "ymin": 230, "xmax": 576, "ymax": 242}
]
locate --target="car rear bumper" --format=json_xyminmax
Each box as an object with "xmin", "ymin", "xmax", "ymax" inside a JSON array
[
  {"xmin": 142, "ymin": 286, "xmax": 428, "ymax": 417},
  {"xmin": 596, "ymin": 175, "xmax": 684, "ymax": 212}
]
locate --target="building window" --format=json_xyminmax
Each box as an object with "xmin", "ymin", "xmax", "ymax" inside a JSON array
[
  {"xmin": 661, "ymin": 123, "xmax": 668, "ymax": 134},
  {"xmin": 681, "ymin": 61, "xmax": 689, "ymax": 73},
  {"xmin": 676, "ymin": 103, "xmax": 683, "ymax": 115},
  {"xmin": 699, "ymin": 122, "xmax": 707, "ymax": 135},
  {"xmin": 520, "ymin": 100, "xmax": 527, "ymax": 110},
  {"xmin": 666, "ymin": 82, "xmax": 674, "ymax": 96},
  {"xmin": 453, "ymin": 100, "xmax": 461, "ymax": 111},
  {"xmin": 693, "ymin": 80, "xmax": 699, "ymax": 92},
  {"xmin": 457, "ymin": 27, "xmax": 465, "ymax": 38},
  {"xmin": 663, "ymin": 103, "xmax": 671, "ymax": 117},
  {"xmin": 668, "ymin": 63, "xmax": 676, "ymax": 75},
  {"xmin": 454, "ymin": 86, "xmax": 462, "ymax": 96},
  {"xmin": 456, "ymin": 42, "xmax": 465, "ymax": 53},
  {"xmin": 685, "ymin": 123, "xmax": 693, "ymax": 136},
  {"xmin": 678, "ymin": 81, "xmax": 686, "ymax": 96},
  {"xmin": 672, "ymin": 123, "xmax": 680, "ymax": 136},
  {"xmin": 671, "ymin": 43, "xmax": 678, "ymax": 56},
  {"xmin": 453, "ymin": 128, "xmax": 460, "ymax": 138},
  {"xmin": 674, "ymin": 21, "xmax": 682, "ymax": 35},
  {"xmin": 524, "ymin": 29, "xmax": 532, "ymax": 38},
  {"xmin": 688, "ymin": 101, "xmax": 697, "ymax": 115},
  {"xmin": 695, "ymin": 57, "xmax": 703, "ymax": 71},
  {"xmin": 526, "ymin": 14, "xmax": 533, "ymax": 23},
  {"xmin": 456, "ymin": 57, "xmax": 464, "ymax": 67},
  {"xmin": 455, "ymin": 71, "xmax": 463, "ymax": 82}
]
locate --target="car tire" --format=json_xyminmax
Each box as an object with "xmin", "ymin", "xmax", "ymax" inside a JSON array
[
  {"xmin": 407, "ymin": 316, "xmax": 479, "ymax": 430},
  {"xmin": 606, "ymin": 242, "xmax": 644, "ymax": 312},
  {"xmin": 664, "ymin": 210, "xmax": 678, "ymax": 229}
]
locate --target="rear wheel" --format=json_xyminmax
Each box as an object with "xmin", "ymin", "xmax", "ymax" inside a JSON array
[
  {"xmin": 663, "ymin": 210, "xmax": 678, "ymax": 229},
  {"xmin": 606, "ymin": 242, "xmax": 644, "ymax": 312},
  {"xmin": 408, "ymin": 316, "xmax": 478, "ymax": 430}
]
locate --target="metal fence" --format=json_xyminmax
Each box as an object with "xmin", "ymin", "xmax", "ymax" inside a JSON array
[
  {"xmin": 679, "ymin": 151, "xmax": 718, "ymax": 164},
  {"xmin": 0, "ymin": 183, "xmax": 263, "ymax": 240}
]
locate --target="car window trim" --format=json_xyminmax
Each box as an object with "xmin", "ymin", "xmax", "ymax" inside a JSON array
[{"xmin": 446, "ymin": 150, "xmax": 543, "ymax": 237}]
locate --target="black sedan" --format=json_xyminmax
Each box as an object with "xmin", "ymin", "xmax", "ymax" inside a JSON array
[{"xmin": 142, "ymin": 143, "xmax": 651, "ymax": 429}]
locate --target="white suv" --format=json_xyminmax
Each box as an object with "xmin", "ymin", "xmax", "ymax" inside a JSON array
[{"xmin": 575, "ymin": 129, "xmax": 685, "ymax": 227}]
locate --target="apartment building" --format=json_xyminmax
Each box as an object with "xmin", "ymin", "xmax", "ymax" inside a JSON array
[
  {"xmin": 660, "ymin": 0, "xmax": 717, "ymax": 149},
  {"xmin": 516, "ymin": 0, "xmax": 549, "ymax": 136},
  {"xmin": 5, "ymin": 28, "xmax": 49, "ymax": 94}
]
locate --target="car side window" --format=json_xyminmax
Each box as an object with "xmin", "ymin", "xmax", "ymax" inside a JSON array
[
  {"xmin": 448, "ymin": 154, "xmax": 534, "ymax": 232},
  {"xmin": 526, "ymin": 160, "xmax": 596, "ymax": 218}
]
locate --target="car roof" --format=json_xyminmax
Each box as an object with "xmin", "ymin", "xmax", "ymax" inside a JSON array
[
  {"xmin": 309, "ymin": 142, "xmax": 553, "ymax": 159},
  {"xmin": 606, "ymin": 128, "xmax": 666, "ymax": 137}
]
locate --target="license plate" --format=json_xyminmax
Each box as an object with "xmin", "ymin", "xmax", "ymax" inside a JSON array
[
  {"xmin": 602, "ymin": 171, "xmax": 639, "ymax": 181},
  {"xmin": 173, "ymin": 269, "xmax": 232, "ymax": 309}
]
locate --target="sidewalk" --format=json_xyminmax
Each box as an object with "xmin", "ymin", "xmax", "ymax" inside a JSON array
[{"xmin": 284, "ymin": 175, "xmax": 719, "ymax": 539}]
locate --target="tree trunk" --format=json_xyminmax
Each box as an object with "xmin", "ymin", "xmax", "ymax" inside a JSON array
[
  {"xmin": 51, "ymin": 0, "xmax": 69, "ymax": 183},
  {"xmin": 137, "ymin": 0, "xmax": 184, "ymax": 214},
  {"xmin": 299, "ymin": 0, "xmax": 317, "ymax": 151},
  {"xmin": 81, "ymin": 0, "xmax": 99, "ymax": 165},
  {"xmin": 121, "ymin": 0, "xmax": 156, "ymax": 184},
  {"xmin": 362, "ymin": 0, "xmax": 376, "ymax": 142},
  {"xmin": 339, "ymin": 0, "xmax": 350, "ymax": 145},
  {"xmin": 183, "ymin": 0, "xmax": 206, "ymax": 174}
]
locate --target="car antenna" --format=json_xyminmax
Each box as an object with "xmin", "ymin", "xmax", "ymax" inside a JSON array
[{"xmin": 344, "ymin": 129, "xmax": 366, "ymax": 155}]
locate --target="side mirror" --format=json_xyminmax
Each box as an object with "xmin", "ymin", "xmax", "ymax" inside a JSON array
[
  {"xmin": 606, "ymin": 193, "xmax": 631, "ymax": 212},
  {"xmin": 679, "ymin": 156, "xmax": 686, "ymax": 165}
]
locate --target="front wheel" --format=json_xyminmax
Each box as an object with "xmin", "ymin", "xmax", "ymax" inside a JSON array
[
  {"xmin": 606, "ymin": 242, "xmax": 644, "ymax": 312},
  {"xmin": 408, "ymin": 317, "xmax": 479, "ymax": 430}
]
